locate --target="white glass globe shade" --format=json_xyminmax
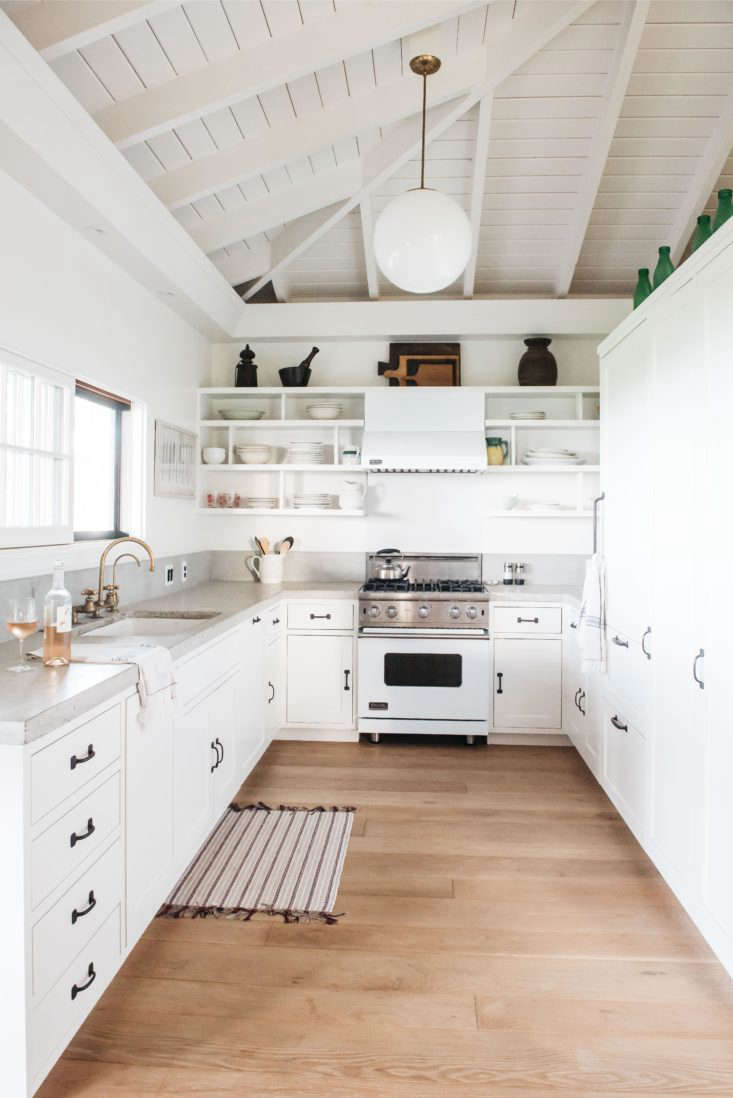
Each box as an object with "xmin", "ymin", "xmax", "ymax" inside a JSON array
[{"xmin": 373, "ymin": 188, "xmax": 472, "ymax": 293}]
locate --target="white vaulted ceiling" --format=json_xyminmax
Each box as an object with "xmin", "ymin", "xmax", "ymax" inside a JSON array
[{"xmin": 4, "ymin": 0, "xmax": 733, "ymax": 303}]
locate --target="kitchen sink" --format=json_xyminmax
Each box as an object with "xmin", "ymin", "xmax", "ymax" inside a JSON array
[{"xmin": 78, "ymin": 610, "xmax": 220, "ymax": 642}]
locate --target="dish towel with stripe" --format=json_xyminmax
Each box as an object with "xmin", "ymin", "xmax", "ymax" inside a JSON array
[
  {"xmin": 578, "ymin": 553, "xmax": 607, "ymax": 673},
  {"xmin": 49, "ymin": 642, "xmax": 177, "ymax": 714}
]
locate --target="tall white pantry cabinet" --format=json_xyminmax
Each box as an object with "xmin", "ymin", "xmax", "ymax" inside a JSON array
[{"xmin": 599, "ymin": 230, "xmax": 733, "ymax": 977}]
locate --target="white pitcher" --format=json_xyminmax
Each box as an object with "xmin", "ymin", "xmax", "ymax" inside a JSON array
[
  {"xmin": 339, "ymin": 481, "xmax": 366, "ymax": 511},
  {"xmin": 247, "ymin": 554, "xmax": 284, "ymax": 584}
]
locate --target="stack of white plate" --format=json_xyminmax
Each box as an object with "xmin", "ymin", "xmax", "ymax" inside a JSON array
[
  {"xmin": 235, "ymin": 444, "xmax": 273, "ymax": 464},
  {"xmin": 218, "ymin": 407, "xmax": 265, "ymax": 421},
  {"xmin": 522, "ymin": 448, "xmax": 585, "ymax": 466},
  {"xmin": 510, "ymin": 411, "xmax": 546, "ymax": 420},
  {"xmin": 285, "ymin": 441, "xmax": 326, "ymax": 464},
  {"xmin": 306, "ymin": 401, "xmax": 343, "ymax": 420},
  {"xmin": 290, "ymin": 493, "xmax": 335, "ymax": 510},
  {"xmin": 242, "ymin": 497, "xmax": 278, "ymax": 509}
]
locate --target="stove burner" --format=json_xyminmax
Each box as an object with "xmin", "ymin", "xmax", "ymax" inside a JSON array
[{"xmin": 362, "ymin": 578, "xmax": 485, "ymax": 594}]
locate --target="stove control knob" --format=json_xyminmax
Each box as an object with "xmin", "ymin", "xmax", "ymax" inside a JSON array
[
  {"xmin": 417, "ymin": 604, "xmax": 431, "ymax": 619},
  {"xmin": 368, "ymin": 605, "xmax": 381, "ymax": 618},
  {"xmin": 386, "ymin": 605, "xmax": 399, "ymax": 619},
  {"xmin": 449, "ymin": 605, "xmax": 461, "ymax": 620},
  {"xmin": 465, "ymin": 605, "xmax": 479, "ymax": 620}
]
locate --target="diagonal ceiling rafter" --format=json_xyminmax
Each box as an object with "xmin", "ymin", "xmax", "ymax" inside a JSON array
[
  {"xmin": 1, "ymin": 0, "xmax": 176, "ymax": 61},
  {"xmin": 243, "ymin": 0, "xmax": 596, "ymax": 301},
  {"xmin": 94, "ymin": 1, "xmax": 484, "ymax": 149}
]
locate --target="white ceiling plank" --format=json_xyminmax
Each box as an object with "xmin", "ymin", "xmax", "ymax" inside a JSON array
[
  {"xmin": 212, "ymin": 238, "xmax": 272, "ymax": 285},
  {"xmin": 80, "ymin": 36, "xmax": 143, "ymax": 100},
  {"xmin": 2, "ymin": 0, "xmax": 177, "ymax": 61},
  {"xmin": 554, "ymin": 0, "xmax": 649, "ymax": 297},
  {"xmin": 152, "ymin": 46, "xmax": 487, "ymax": 208},
  {"xmin": 462, "ymin": 92, "xmax": 494, "ymax": 298},
  {"xmin": 221, "ymin": 1, "xmax": 270, "ymax": 50},
  {"xmin": 50, "ymin": 51, "xmax": 114, "ymax": 114},
  {"xmin": 668, "ymin": 87, "xmax": 733, "ymax": 263},
  {"xmin": 95, "ymin": 1, "xmax": 482, "ymax": 147},
  {"xmin": 189, "ymin": 161, "xmax": 363, "ymax": 252},
  {"xmin": 183, "ymin": 1, "xmax": 239, "ymax": 62},
  {"xmin": 114, "ymin": 19, "xmax": 176, "ymax": 88},
  {"xmin": 359, "ymin": 196, "xmax": 379, "ymax": 299},
  {"xmin": 148, "ymin": 5, "xmax": 206, "ymax": 74},
  {"xmin": 243, "ymin": 0, "xmax": 597, "ymax": 300}
]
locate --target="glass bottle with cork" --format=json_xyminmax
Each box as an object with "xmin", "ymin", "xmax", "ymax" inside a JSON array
[{"xmin": 43, "ymin": 561, "xmax": 72, "ymax": 667}]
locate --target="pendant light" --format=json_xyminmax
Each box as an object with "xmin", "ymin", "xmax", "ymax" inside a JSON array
[{"xmin": 373, "ymin": 54, "xmax": 472, "ymax": 294}]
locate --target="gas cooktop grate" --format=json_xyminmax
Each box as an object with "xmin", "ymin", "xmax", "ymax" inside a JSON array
[{"xmin": 362, "ymin": 579, "xmax": 486, "ymax": 594}]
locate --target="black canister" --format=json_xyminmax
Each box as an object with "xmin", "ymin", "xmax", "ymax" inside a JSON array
[{"xmin": 235, "ymin": 344, "xmax": 258, "ymax": 387}]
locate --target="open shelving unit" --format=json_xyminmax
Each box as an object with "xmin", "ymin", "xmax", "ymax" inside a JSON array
[{"xmin": 196, "ymin": 385, "xmax": 600, "ymax": 518}]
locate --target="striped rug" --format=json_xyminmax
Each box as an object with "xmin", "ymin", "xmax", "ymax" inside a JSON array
[{"xmin": 158, "ymin": 802, "xmax": 355, "ymax": 923}]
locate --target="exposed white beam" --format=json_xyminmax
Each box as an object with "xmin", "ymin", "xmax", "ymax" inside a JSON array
[
  {"xmin": 190, "ymin": 162, "xmax": 362, "ymax": 254},
  {"xmin": 244, "ymin": 0, "xmax": 595, "ymax": 301},
  {"xmin": 2, "ymin": 1, "xmax": 175, "ymax": 61},
  {"xmin": 669, "ymin": 91, "xmax": 733, "ymax": 264},
  {"xmin": 463, "ymin": 93, "xmax": 494, "ymax": 298},
  {"xmin": 554, "ymin": 0, "xmax": 649, "ymax": 297},
  {"xmin": 152, "ymin": 48, "xmax": 487, "ymax": 211},
  {"xmin": 95, "ymin": 1, "xmax": 482, "ymax": 149},
  {"xmin": 360, "ymin": 197, "xmax": 379, "ymax": 300}
]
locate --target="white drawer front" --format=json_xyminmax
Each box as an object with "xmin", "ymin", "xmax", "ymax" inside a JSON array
[
  {"xmin": 32, "ymin": 840, "xmax": 122, "ymax": 1002},
  {"xmin": 492, "ymin": 606, "xmax": 562, "ymax": 635},
  {"xmin": 606, "ymin": 627, "xmax": 653, "ymax": 729},
  {"xmin": 32, "ymin": 773, "xmax": 121, "ymax": 909},
  {"xmin": 265, "ymin": 604, "xmax": 283, "ymax": 645},
  {"xmin": 604, "ymin": 705, "xmax": 650, "ymax": 838},
  {"xmin": 31, "ymin": 906, "xmax": 121, "ymax": 1083},
  {"xmin": 31, "ymin": 704, "xmax": 121, "ymax": 824},
  {"xmin": 287, "ymin": 601, "xmax": 354, "ymax": 631},
  {"xmin": 176, "ymin": 630, "xmax": 240, "ymax": 710}
]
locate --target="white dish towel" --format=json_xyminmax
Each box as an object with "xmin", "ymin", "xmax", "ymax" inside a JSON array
[
  {"xmin": 578, "ymin": 553, "xmax": 607, "ymax": 673},
  {"xmin": 66, "ymin": 643, "xmax": 176, "ymax": 716}
]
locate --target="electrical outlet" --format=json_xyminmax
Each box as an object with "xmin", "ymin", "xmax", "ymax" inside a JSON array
[
  {"xmin": 164, "ymin": 565, "xmax": 174, "ymax": 586},
  {"xmin": 181, "ymin": 561, "xmax": 188, "ymax": 582}
]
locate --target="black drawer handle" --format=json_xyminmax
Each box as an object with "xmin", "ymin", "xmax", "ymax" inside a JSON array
[
  {"xmin": 310, "ymin": 613, "xmax": 332, "ymax": 620},
  {"xmin": 70, "ymin": 744, "xmax": 95, "ymax": 770},
  {"xmin": 578, "ymin": 691, "xmax": 586, "ymax": 716},
  {"xmin": 517, "ymin": 617, "xmax": 539, "ymax": 624},
  {"xmin": 210, "ymin": 740, "xmax": 221, "ymax": 773},
  {"xmin": 70, "ymin": 818, "xmax": 95, "ymax": 848},
  {"xmin": 574, "ymin": 688, "xmax": 581, "ymax": 710},
  {"xmin": 71, "ymin": 962, "xmax": 96, "ymax": 1000},
  {"xmin": 496, "ymin": 672, "xmax": 503, "ymax": 695},
  {"xmin": 252, "ymin": 616, "xmax": 261, "ymax": 624},
  {"xmin": 71, "ymin": 890, "xmax": 96, "ymax": 925},
  {"xmin": 215, "ymin": 737, "xmax": 224, "ymax": 765},
  {"xmin": 641, "ymin": 626, "xmax": 652, "ymax": 660},
  {"xmin": 693, "ymin": 648, "xmax": 704, "ymax": 689},
  {"xmin": 610, "ymin": 715, "xmax": 628, "ymax": 732},
  {"xmin": 344, "ymin": 669, "xmax": 351, "ymax": 691},
  {"xmin": 272, "ymin": 617, "xmax": 280, "ymax": 625},
  {"xmin": 570, "ymin": 621, "xmax": 577, "ymax": 630},
  {"xmin": 611, "ymin": 635, "xmax": 629, "ymax": 648}
]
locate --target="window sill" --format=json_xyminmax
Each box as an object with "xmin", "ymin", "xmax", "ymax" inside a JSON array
[{"xmin": 0, "ymin": 539, "xmax": 122, "ymax": 581}]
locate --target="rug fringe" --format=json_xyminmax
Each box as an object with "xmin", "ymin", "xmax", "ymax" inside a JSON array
[
  {"xmin": 230, "ymin": 801, "xmax": 356, "ymax": 814},
  {"xmin": 157, "ymin": 902, "xmax": 343, "ymax": 924}
]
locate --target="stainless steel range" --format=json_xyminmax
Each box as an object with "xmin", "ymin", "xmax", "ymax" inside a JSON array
[{"xmin": 358, "ymin": 553, "xmax": 490, "ymax": 743}]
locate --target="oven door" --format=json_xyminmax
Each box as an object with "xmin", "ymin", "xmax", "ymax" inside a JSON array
[{"xmin": 358, "ymin": 633, "xmax": 489, "ymax": 731}]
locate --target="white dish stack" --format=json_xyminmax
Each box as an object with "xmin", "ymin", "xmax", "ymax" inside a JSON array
[
  {"xmin": 235, "ymin": 444, "xmax": 273, "ymax": 464},
  {"xmin": 510, "ymin": 410, "xmax": 546, "ymax": 420},
  {"xmin": 306, "ymin": 401, "xmax": 343, "ymax": 420},
  {"xmin": 290, "ymin": 493, "xmax": 335, "ymax": 510},
  {"xmin": 285, "ymin": 441, "xmax": 326, "ymax": 465},
  {"xmin": 242, "ymin": 496, "xmax": 278, "ymax": 509},
  {"xmin": 521, "ymin": 448, "xmax": 585, "ymax": 466}
]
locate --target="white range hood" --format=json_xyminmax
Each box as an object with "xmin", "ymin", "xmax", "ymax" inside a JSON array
[{"xmin": 362, "ymin": 389, "xmax": 486, "ymax": 473}]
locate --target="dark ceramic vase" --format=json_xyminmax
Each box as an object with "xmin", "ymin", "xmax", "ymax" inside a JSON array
[
  {"xmin": 235, "ymin": 344, "xmax": 258, "ymax": 387},
  {"xmin": 518, "ymin": 337, "xmax": 557, "ymax": 386}
]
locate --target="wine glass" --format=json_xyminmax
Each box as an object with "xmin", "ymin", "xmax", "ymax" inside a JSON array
[{"xmin": 5, "ymin": 596, "xmax": 38, "ymax": 673}]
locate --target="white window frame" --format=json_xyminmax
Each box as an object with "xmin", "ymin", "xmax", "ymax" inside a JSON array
[{"xmin": 0, "ymin": 349, "xmax": 74, "ymax": 550}]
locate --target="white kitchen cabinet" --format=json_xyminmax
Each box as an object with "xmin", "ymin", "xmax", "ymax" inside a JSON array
[
  {"xmin": 286, "ymin": 634, "xmax": 354, "ymax": 727},
  {"xmin": 265, "ymin": 604, "xmax": 284, "ymax": 740},
  {"xmin": 603, "ymin": 703, "xmax": 650, "ymax": 840},
  {"xmin": 124, "ymin": 688, "xmax": 174, "ymax": 944},
  {"xmin": 493, "ymin": 638, "xmax": 562, "ymax": 730},
  {"xmin": 239, "ymin": 614, "xmax": 266, "ymax": 771},
  {"xmin": 173, "ymin": 686, "xmax": 215, "ymax": 870}
]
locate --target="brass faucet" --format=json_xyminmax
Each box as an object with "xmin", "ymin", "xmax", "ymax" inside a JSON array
[
  {"xmin": 102, "ymin": 552, "xmax": 142, "ymax": 612},
  {"xmin": 95, "ymin": 537, "xmax": 155, "ymax": 614}
]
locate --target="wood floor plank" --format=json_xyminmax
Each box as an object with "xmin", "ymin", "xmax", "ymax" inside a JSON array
[{"xmin": 38, "ymin": 742, "xmax": 733, "ymax": 1098}]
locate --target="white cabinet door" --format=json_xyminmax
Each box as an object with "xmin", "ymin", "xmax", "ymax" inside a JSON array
[
  {"xmin": 239, "ymin": 616, "xmax": 265, "ymax": 771},
  {"xmin": 173, "ymin": 694, "xmax": 215, "ymax": 870},
  {"xmin": 125, "ymin": 688, "xmax": 174, "ymax": 944},
  {"xmin": 286, "ymin": 634, "xmax": 354, "ymax": 727},
  {"xmin": 493, "ymin": 638, "xmax": 562, "ymax": 729},
  {"xmin": 265, "ymin": 638, "xmax": 283, "ymax": 739},
  {"xmin": 601, "ymin": 318, "xmax": 653, "ymax": 637},
  {"xmin": 211, "ymin": 672, "xmax": 242, "ymax": 812}
]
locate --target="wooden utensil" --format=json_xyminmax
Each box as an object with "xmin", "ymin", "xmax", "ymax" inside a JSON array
[
  {"xmin": 278, "ymin": 536, "xmax": 294, "ymax": 554},
  {"xmin": 254, "ymin": 536, "xmax": 268, "ymax": 556}
]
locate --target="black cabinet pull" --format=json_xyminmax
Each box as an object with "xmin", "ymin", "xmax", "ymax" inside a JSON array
[
  {"xmin": 268, "ymin": 681, "xmax": 275, "ymax": 703},
  {"xmin": 344, "ymin": 669, "xmax": 351, "ymax": 691},
  {"xmin": 574, "ymin": 688, "xmax": 581, "ymax": 710},
  {"xmin": 578, "ymin": 691, "xmax": 586, "ymax": 716},
  {"xmin": 310, "ymin": 613, "xmax": 332, "ymax": 620},
  {"xmin": 570, "ymin": 621, "xmax": 577, "ymax": 630},
  {"xmin": 71, "ymin": 962, "xmax": 96, "ymax": 1001},
  {"xmin": 70, "ymin": 818, "xmax": 95, "ymax": 848},
  {"xmin": 610, "ymin": 715, "xmax": 628, "ymax": 732},
  {"xmin": 215, "ymin": 737, "xmax": 224, "ymax": 765},
  {"xmin": 611, "ymin": 635, "xmax": 629, "ymax": 648},
  {"xmin": 641, "ymin": 627, "xmax": 652, "ymax": 661},
  {"xmin": 71, "ymin": 890, "xmax": 96, "ymax": 925},
  {"xmin": 210, "ymin": 740, "xmax": 220, "ymax": 773},
  {"xmin": 517, "ymin": 617, "xmax": 539, "ymax": 624},
  {"xmin": 272, "ymin": 617, "xmax": 280, "ymax": 625},
  {"xmin": 693, "ymin": 648, "xmax": 704, "ymax": 690},
  {"xmin": 70, "ymin": 744, "xmax": 95, "ymax": 771},
  {"xmin": 496, "ymin": 672, "xmax": 503, "ymax": 695},
  {"xmin": 252, "ymin": 616, "xmax": 261, "ymax": 624}
]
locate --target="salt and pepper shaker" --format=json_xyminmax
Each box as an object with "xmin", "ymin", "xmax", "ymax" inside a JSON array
[
  {"xmin": 515, "ymin": 563, "xmax": 525, "ymax": 586},
  {"xmin": 503, "ymin": 561, "xmax": 514, "ymax": 585}
]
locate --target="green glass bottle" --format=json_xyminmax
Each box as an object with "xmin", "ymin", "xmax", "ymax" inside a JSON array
[
  {"xmin": 713, "ymin": 188, "xmax": 733, "ymax": 232},
  {"xmin": 633, "ymin": 268, "xmax": 653, "ymax": 309},
  {"xmin": 653, "ymin": 246, "xmax": 675, "ymax": 289},
  {"xmin": 690, "ymin": 214, "xmax": 712, "ymax": 253}
]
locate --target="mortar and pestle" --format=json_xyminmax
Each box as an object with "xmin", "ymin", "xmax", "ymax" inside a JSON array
[{"xmin": 279, "ymin": 346, "xmax": 319, "ymax": 387}]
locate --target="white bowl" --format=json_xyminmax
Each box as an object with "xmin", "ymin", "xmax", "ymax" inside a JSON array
[
  {"xmin": 202, "ymin": 447, "xmax": 226, "ymax": 464},
  {"xmin": 307, "ymin": 406, "xmax": 342, "ymax": 420},
  {"xmin": 235, "ymin": 445, "xmax": 272, "ymax": 464}
]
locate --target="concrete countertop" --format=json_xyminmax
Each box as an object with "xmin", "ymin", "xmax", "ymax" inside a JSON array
[{"xmin": 0, "ymin": 579, "xmax": 580, "ymax": 746}]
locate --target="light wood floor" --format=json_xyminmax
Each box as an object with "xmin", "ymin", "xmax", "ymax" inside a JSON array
[{"xmin": 39, "ymin": 740, "xmax": 733, "ymax": 1097}]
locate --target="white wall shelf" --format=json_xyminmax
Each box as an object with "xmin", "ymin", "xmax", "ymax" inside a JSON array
[
  {"xmin": 198, "ymin": 463, "xmax": 366, "ymax": 472},
  {"xmin": 199, "ymin": 508, "xmax": 365, "ymax": 517}
]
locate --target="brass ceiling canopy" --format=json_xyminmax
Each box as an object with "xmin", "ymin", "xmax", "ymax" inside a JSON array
[{"xmin": 409, "ymin": 54, "xmax": 441, "ymax": 77}]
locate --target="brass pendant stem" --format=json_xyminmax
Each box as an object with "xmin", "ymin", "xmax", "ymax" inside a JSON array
[
  {"xmin": 420, "ymin": 73, "xmax": 427, "ymax": 190},
  {"xmin": 409, "ymin": 54, "xmax": 441, "ymax": 192}
]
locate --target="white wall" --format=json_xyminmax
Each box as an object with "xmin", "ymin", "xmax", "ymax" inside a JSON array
[{"xmin": 0, "ymin": 168, "xmax": 209, "ymax": 579}]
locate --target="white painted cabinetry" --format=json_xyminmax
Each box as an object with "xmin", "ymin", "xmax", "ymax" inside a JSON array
[
  {"xmin": 287, "ymin": 634, "xmax": 355, "ymax": 727},
  {"xmin": 493, "ymin": 637, "xmax": 562, "ymax": 729}
]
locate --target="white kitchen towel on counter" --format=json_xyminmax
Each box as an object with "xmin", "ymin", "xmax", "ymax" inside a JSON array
[
  {"xmin": 578, "ymin": 553, "xmax": 607, "ymax": 673},
  {"xmin": 31, "ymin": 643, "xmax": 176, "ymax": 712}
]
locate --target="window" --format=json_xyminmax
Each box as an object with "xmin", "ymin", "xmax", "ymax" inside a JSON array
[
  {"xmin": 73, "ymin": 383, "xmax": 130, "ymax": 541},
  {"xmin": 0, "ymin": 352, "xmax": 73, "ymax": 548}
]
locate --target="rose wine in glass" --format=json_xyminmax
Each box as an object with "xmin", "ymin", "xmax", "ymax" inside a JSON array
[{"xmin": 5, "ymin": 596, "xmax": 37, "ymax": 673}]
